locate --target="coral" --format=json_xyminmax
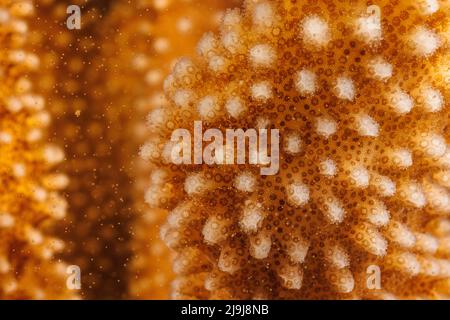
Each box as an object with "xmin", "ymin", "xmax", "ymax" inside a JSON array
[
  {"xmin": 142, "ymin": 0, "xmax": 450, "ymax": 299},
  {"xmin": 100, "ymin": 0, "xmax": 241, "ymax": 299},
  {"xmin": 29, "ymin": 0, "xmax": 132, "ymax": 299},
  {"xmin": 0, "ymin": 0, "xmax": 75, "ymax": 299}
]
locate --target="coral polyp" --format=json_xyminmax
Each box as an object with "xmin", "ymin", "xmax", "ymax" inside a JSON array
[
  {"xmin": 0, "ymin": 0, "xmax": 74, "ymax": 299},
  {"xmin": 142, "ymin": 0, "xmax": 450, "ymax": 299}
]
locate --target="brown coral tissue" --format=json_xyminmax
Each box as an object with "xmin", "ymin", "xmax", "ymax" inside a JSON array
[{"xmin": 1, "ymin": 0, "xmax": 449, "ymax": 301}]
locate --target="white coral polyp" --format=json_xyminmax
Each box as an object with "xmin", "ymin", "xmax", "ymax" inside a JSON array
[{"xmin": 301, "ymin": 15, "xmax": 330, "ymax": 47}]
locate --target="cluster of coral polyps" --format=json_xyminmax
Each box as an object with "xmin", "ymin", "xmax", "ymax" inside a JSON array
[
  {"xmin": 0, "ymin": 0, "xmax": 75, "ymax": 299},
  {"xmin": 141, "ymin": 0, "xmax": 450, "ymax": 299},
  {"xmin": 99, "ymin": 0, "xmax": 242, "ymax": 299}
]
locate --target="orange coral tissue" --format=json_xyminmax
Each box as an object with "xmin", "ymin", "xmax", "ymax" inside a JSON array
[{"xmin": 141, "ymin": 0, "xmax": 450, "ymax": 300}]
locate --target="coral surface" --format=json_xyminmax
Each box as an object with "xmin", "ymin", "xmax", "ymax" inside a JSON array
[
  {"xmin": 142, "ymin": 0, "xmax": 450, "ymax": 299},
  {"xmin": 0, "ymin": 0, "xmax": 75, "ymax": 299}
]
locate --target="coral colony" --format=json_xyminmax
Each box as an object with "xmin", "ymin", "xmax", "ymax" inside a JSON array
[
  {"xmin": 0, "ymin": 0, "xmax": 75, "ymax": 299},
  {"xmin": 141, "ymin": 0, "xmax": 450, "ymax": 299},
  {"xmin": 0, "ymin": 0, "xmax": 449, "ymax": 300}
]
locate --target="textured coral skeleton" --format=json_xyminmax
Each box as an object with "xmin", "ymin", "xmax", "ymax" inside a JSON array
[
  {"xmin": 0, "ymin": 0, "xmax": 75, "ymax": 299},
  {"xmin": 141, "ymin": 0, "xmax": 450, "ymax": 299}
]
